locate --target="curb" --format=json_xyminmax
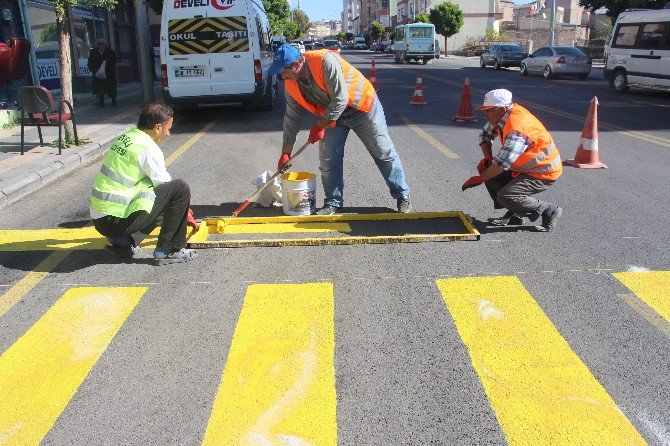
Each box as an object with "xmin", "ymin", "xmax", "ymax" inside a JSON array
[{"xmin": 0, "ymin": 124, "xmax": 133, "ymax": 210}]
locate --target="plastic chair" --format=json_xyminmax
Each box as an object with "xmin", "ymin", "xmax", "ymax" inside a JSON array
[{"xmin": 18, "ymin": 86, "xmax": 78, "ymax": 155}]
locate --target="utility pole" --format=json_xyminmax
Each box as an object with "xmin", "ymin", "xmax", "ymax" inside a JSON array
[
  {"xmin": 135, "ymin": 0, "xmax": 155, "ymax": 105},
  {"xmin": 549, "ymin": 0, "xmax": 556, "ymax": 46}
]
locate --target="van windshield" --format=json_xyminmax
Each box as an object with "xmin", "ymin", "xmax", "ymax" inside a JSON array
[{"xmin": 409, "ymin": 27, "xmax": 432, "ymax": 38}]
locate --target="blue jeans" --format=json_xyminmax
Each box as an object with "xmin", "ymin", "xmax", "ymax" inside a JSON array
[{"xmin": 319, "ymin": 98, "xmax": 410, "ymax": 207}]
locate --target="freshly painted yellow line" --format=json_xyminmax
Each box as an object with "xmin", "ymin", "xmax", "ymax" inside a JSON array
[
  {"xmin": 206, "ymin": 211, "xmax": 472, "ymax": 225},
  {"xmin": 220, "ymin": 222, "xmax": 352, "ymax": 234},
  {"xmin": 165, "ymin": 117, "xmax": 219, "ymax": 166},
  {"xmin": 614, "ymin": 271, "xmax": 670, "ymax": 325},
  {"xmin": 400, "ymin": 116, "xmax": 459, "ymax": 159},
  {"xmin": 0, "ymin": 227, "xmax": 160, "ymax": 252},
  {"xmin": 0, "ymin": 286, "xmax": 146, "ymax": 445},
  {"xmin": 435, "ymin": 276, "xmax": 645, "ymax": 446},
  {"xmin": 0, "ymin": 251, "xmax": 71, "ymax": 318},
  {"xmin": 202, "ymin": 283, "xmax": 336, "ymax": 446},
  {"xmin": 618, "ymin": 293, "xmax": 670, "ymax": 340}
]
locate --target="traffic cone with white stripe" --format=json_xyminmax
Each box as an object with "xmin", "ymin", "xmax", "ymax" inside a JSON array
[
  {"xmin": 564, "ymin": 96, "xmax": 608, "ymax": 169},
  {"xmin": 452, "ymin": 77, "xmax": 477, "ymax": 122},
  {"xmin": 369, "ymin": 59, "xmax": 380, "ymax": 92},
  {"xmin": 410, "ymin": 71, "xmax": 427, "ymax": 105}
]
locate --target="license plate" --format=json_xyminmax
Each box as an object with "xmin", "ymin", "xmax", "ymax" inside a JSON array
[{"xmin": 175, "ymin": 68, "xmax": 205, "ymax": 77}]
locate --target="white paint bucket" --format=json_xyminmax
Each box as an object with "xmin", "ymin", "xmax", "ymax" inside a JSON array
[{"xmin": 281, "ymin": 171, "xmax": 316, "ymax": 216}]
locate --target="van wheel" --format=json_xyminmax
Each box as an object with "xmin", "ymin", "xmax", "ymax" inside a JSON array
[
  {"xmin": 400, "ymin": 51, "xmax": 407, "ymax": 64},
  {"xmin": 543, "ymin": 65, "xmax": 553, "ymax": 79},
  {"xmin": 394, "ymin": 52, "xmax": 400, "ymax": 63},
  {"xmin": 422, "ymin": 58, "xmax": 428, "ymax": 65},
  {"xmin": 261, "ymin": 76, "xmax": 275, "ymax": 111},
  {"xmin": 611, "ymin": 69, "xmax": 629, "ymax": 93},
  {"xmin": 520, "ymin": 63, "xmax": 528, "ymax": 76}
]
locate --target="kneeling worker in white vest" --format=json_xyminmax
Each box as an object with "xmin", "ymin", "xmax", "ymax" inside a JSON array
[{"xmin": 90, "ymin": 103, "xmax": 197, "ymax": 265}]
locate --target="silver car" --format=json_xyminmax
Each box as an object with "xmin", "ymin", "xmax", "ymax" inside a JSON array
[{"xmin": 521, "ymin": 46, "xmax": 592, "ymax": 80}]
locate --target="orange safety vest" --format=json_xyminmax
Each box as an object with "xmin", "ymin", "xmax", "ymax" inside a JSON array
[
  {"xmin": 284, "ymin": 50, "xmax": 376, "ymax": 116},
  {"xmin": 501, "ymin": 104, "xmax": 562, "ymax": 181}
]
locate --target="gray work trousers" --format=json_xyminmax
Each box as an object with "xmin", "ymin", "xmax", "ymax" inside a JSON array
[{"xmin": 485, "ymin": 171, "xmax": 556, "ymax": 221}]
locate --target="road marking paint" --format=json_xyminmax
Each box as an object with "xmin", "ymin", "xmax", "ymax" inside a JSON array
[
  {"xmin": 435, "ymin": 276, "xmax": 646, "ymax": 446},
  {"xmin": 618, "ymin": 293, "xmax": 670, "ymax": 340},
  {"xmin": 222, "ymin": 222, "xmax": 352, "ymax": 234},
  {"xmin": 400, "ymin": 117, "xmax": 459, "ymax": 158},
  {"xmin": 202, "ymin": 283, "xmax": 336, "ymax": 446},
  {"xmin": 0, "ymin": 251, "xmax": 71, "ymax": 318},
  {"xmin": 614, "ymin": 271, "xmax": 670, "ymax": 326},
  {"xmin": 165, "ymin": 117, "xmax": 220, "ymax": 166},
  {"xmin": 0, "ymin": 286, "xmax": 146, "ymax": 445},
  {"xmin": 78, "ymin": 107, "xmax": 138, "ymax": 138}
]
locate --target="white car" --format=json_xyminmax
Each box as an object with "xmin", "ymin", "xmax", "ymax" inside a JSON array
[{"xmin": 290, "ymin": 40, "xmax": 305, "ymax": 54}]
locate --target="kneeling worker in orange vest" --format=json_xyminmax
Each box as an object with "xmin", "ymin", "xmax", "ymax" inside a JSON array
[
  {"xmin": 462, "ymin": 89, "xmax": 563, "ymax": 232},
  {"xmin": 270, "ymin": 44, "xmax": 411, "ymax": 215}
]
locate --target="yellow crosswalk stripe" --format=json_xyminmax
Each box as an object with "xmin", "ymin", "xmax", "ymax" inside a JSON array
[
  {"xmin": 614, "ymin": 271, "xmax": 670, "ymax": 325},
  {"xmin": 202, "ymin": 283, "xmax": 336, "ymax": 446},
  {"xmin": 435, "ymin": 276, "xmax": 646, "ymax": 446},
  {"xmin": 0, "ymin": 287, "xmax": 146, "ymax": 445}
]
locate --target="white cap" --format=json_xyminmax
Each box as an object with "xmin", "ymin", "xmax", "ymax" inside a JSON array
[{"xmin": 475, "ymin": 89, "xmax": 513, "ymax": 110}]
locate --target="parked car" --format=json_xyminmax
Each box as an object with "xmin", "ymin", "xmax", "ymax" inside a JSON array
[
  {"xmin": 303, "ymin": 40, "xmax": 314, "ymax": 50},
  {"xmin": 353, "ymin": 36, "xmax": 367, "ymax": 49},
  {"xmin": 324, "ymin": 39, "xmax": 341, "ymax": 53},
  {"xmin": 604, "ymin": 8, "xmax": 670, "ymax": 93},
  {"xmin": 314, "ymin": 42, "xmax": 325, "ymax": 50},
  {"xmin": 290, "ymin": 40, "xmax": 305, "ymax": 54},
  {"xmin": 393, "ymin": 23, "xmax": 436, "ymax": 64},
  {"xmin": 480, "ymin": 44, "xmax": 528, "ymax": 69},
  {"xmin": 520, "ymin": 46, "xmax": 592, "ymax": 79}
]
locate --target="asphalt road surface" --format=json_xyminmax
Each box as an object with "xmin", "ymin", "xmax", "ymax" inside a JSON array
[{"xmin": 1, "ymin": 50, "xmax": 669, "ymax": 446}]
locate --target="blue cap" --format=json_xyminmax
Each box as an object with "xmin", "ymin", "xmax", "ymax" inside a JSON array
[{"xmin": 269, "ymin": 44, "xmax": 301, "ymax": 76}]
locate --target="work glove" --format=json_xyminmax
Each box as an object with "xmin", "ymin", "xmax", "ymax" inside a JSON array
[
  {"xmin": 477, "ymin": 156, "xmax": 493, "ymax": 174},
  {"xmin": 278, "ymin": 153, "xmax": 291, "ymax": 170},
  {"xmin": 462, "ymin": 176, "xmax": 484, "ymax": 191},
  {"xmin": 186, "ymin": 207, "xmax": 198, "ymax": 231},
  {"xmin": 308, "ymin": 125, "xmax": 325, "ymax": 144}
]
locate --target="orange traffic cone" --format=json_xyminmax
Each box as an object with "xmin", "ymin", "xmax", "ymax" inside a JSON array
[
  {"xmin": 452, "ymin": 77, "xmax": 477, "ymax": 122},
  {"xmin": 564, "ymin": 97, "xmax": 607, "ymax": 169},
  {"xmin": 369, "ymin": 59, "xmax": 380, "ymax": 92},
  {"xmin": 410, "ymin": 71, "xmax": 427, "ymax": 105}
]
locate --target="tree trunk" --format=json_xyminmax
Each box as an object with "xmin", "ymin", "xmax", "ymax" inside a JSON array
[{"xmin": 56, "ymin": 6, "xmax": 75, "ymax": 141}]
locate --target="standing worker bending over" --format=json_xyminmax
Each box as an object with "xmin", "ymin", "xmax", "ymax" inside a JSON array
[
  {"xmin": 270, "ymin": 44, "xmax": 411, "ymax": 215},
  {"xmin": 90, "ymin": 103, "xmax": 198, "ymax": 265},
  {"xmin": 462, "ymin": 89, "xmax": 563, "ymax": 232}
]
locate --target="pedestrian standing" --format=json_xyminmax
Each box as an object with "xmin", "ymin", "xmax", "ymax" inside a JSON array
[
  {"xmin": 90, "ymin": 103, "xmax": 198, "ymax": 265},
  {"xmin": 88, "ymin": 38, "xmax": 118, "ymax": 106},
  {"xmin": 462, "ymin": 89, "xmax": 563, "ymax": 232},
  {"xmin": 270, "ymin": 45, "xmax": 411, "ymax": 215}
]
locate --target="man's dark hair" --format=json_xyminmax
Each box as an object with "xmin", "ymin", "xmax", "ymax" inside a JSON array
[{"xmin": 137, "ymin": 103, "xmax": 174, "ymax": 130}]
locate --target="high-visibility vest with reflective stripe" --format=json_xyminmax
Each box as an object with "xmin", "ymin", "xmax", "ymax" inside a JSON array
[
  {"xmin": 90, "ymin": 128, "xmax": 156, "ymax": 218},
  {"xmin": 284, "ymin": 50, "xmax": 376, "ymax": 116},
  {"xmin": 502, "ymin": 104, "xmax": 562, "ymax": 181}
]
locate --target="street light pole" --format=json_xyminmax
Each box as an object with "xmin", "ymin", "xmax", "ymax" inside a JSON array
[
  {"xmin": 135, "ymin": 0, "xmax": 155, "ymax": 105},
  {"xmin": 549, "ymin": 0, "xmax": 556, "ymax": 46}
]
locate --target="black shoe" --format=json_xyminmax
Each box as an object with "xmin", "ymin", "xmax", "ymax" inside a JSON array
[
  {"xmin": 104, "ymin": 243, "xmax": 140, "ymax": 259},
  {"xmin": 534, "ymin": 206, "xmax": 562, "ymax": 232},
  {"xmin": 316, "ymin": 204, "xmax": 339, "ymax": 215},
  {"xmin": 397, "ymin": 196, "xmax": 411, "ymax": 213},
  {"xmin": 489, "ymin": 211, "xmax": 523, "ymax": 226}
]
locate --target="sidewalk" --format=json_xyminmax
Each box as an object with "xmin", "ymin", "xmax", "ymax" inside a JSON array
[{"xmin": 0, "ymin": 82, "xmax": 161, "ymax": 209}]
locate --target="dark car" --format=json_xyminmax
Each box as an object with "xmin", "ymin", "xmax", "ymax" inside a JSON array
[
  {"xmin": 303, "ymin": 40, "xmax": 314, "ymax": 50},
  {"xmin": 480, "ymin": 44, "xmax": 528, "ymax": 70},
  {"xmin": 314, "ymin": 42, "xmax": 325, "ymax": 50}
]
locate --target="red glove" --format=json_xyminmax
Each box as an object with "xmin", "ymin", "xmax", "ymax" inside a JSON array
[
  {"xmin": 477, "ymin": 156, "xmax": 493, "ymax": 174},
  {"xmin": 462, "ymin": 176, "xmax": 484, "ymax": 191},
  {"xmin": 278, "ymin": 153, "xmax": 290, "ymax": 170},
  {"xmin": 186, "ymin": 207, "xmax": 198, "ymax": 230},
  {"xmin": 308, "ymin": 125, "xmax": 325, "ymax": 144}
]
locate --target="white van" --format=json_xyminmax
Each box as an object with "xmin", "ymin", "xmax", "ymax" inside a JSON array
[
  {"xmin": 604, "ymin": 8, "xmax": 670, "ymax": 93},
  {"xmin": 393, "ymin": 23, "xmax": 436, "ymax": 64},
  {"xmin": 160, "ymin": 0, "xmax": 276, "ymax": 109}
]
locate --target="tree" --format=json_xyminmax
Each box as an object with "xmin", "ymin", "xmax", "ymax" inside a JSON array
[
  {"xmin": 370, "ymin": 21, "xmax": 387, "ymax": 41},
  {"xmin": 429, "ymin": 1, "xmax": 463, "ymax": 51},
  {"xmin": 282, "ymin": 21, "xmax": 300, "ymax": 40},
  {"xmin": 345, "ymin": 32, "xmax": 355, "ymax": 42},
  {"xmin": 484, "ymin": 27, "xmax": 509, "ymax": 42},
  {"xmin": 263, "ymin": 0, "xmax": 290, "ymax": 35},
  {"xmin": 291, "ymin": 9, "xmax": 310, "ymax": 38},
  {"xmin": 413, "ymin": 13, "xmax": 430, "ymax": 23},
  {"xmin": 52, "ymin": 0, "xmax": 118, "ymax": 143},
  {"xmin": 146, "ymin": 0, "xmax": 162, "ymax": 15},
  {"xmin": 578, "ymin": 0, "xmax": 666, "ymax": 23},
  {"xmin": 40, "ymin": 23, "xmax": 58, "ymax": 44}
]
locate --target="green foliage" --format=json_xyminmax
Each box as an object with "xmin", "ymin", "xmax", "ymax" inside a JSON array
[
  {"xmin": 484, "ymin": 27, "xmax": 509, "ymax": 41},
  {"xmin": 263, "ymin": 0, "xmax": 291, "ymax": 35},
  {"xmin": 413, "ymin": 13, "xmax": 430, "ymax": 23},
  {"xmin": 40, "ymin": 23, "xmax": 58, "ymax": 44},
  {"xmin": 345, "ymin": 32, "xmax": 355, "ymax": 41},
  {"xmin": 51, "ymin": 0, "xmax": 118, "ymax": 12},
  {"xmin": 370, "ymin": 21, "xmax": 387, "ymax": 41},
  {"xmin": 578, "ymin": 0, "xmax": 666, "ymax": 22},
  {"xmin": 51, "ymin": 136, "xmax": 91, "ymax": 149},
  {"xmin": 291, "ymin": 9, "xmax": 310, "ymax": 37},
  {"xmin": 282, "ymin": 21, "xmax": 300, "ymax": 40},
  {"xmin": 429, "ymin": 1, "xmax": 463, "ymax": 38}
]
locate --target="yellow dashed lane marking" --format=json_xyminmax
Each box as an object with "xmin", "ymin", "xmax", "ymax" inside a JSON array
[
  {"xmin": 435, "ymin": 276, "xmax": 646, "ymax": 446},
  {"xmin": 614, "ymin": 270, "xmax": 670, "ymax": 329},
  {"xmin": 0, "ymin": 287, "xmax": 146, "ymax": 445},
  {"xmin": 202, "ymin": 283, "xmax": 336, "ymax": 446},
  {"xmin": 400, "ymin": 116, "xmax": 459, "ymax": 158}
]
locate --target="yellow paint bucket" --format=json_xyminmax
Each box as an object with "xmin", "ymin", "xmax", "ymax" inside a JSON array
[{"xmin": 281, "ymin": 171, "xmax": 317, "ymax": 216}]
